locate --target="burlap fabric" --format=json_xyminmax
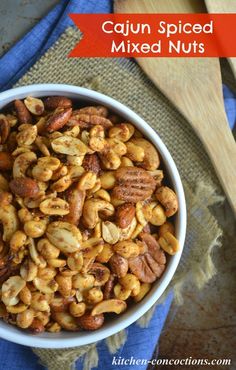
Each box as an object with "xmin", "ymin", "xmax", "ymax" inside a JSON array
[{"xmin": 15, "ymin": 28, "xmax": 226, "ymax": 370}]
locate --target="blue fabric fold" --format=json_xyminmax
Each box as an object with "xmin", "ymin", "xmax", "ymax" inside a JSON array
[{"xmin": 0, "ymin": 0, "xmax": 235, "ymax": 369}]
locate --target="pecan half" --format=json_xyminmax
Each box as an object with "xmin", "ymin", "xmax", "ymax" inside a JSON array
[
  {"xmin": 68, "ymin": 113, "xmax": 112, "ymax": 129},
  {"xmin": 45, "ymin": 108, "xmax": 72, "ymax": 132},
  {"xmin": 103, "ymin": 274, "xmax": 115, "ymax": 299},
  {"xmin": 0, "ymin": 115, "xmax": 10, "ymax": 144},
  {"xmin": 14, "ymin": 100, "xmax": 32, "ymax": 124},
  {"xmin": 112, "ymin": 166, "xmax": 156, "ymax": 202},
  {"xmin": 128, "ymin": 233, "xmax": 166, "ymax": 283},
  {"xmin": 82, "ymin": 153, "xmax": 101, "ymax": 174},
  {"xmin": 44, "ymin": 96, "xmax": 72, "ymax": 110},
  {"xmin": 115, "ymin": 203, "xmax": 135, "ymax": 229},
  {"xmin": 10, "ymin": 177, "xmax": 40, "ymax": 198},
  {"xmin": 75, "ymin": 106, "xmax": 108, "ymax": 117},
  {"xmin": 0, "ymin": 152, "xmax": 13, "ymax": 170}
]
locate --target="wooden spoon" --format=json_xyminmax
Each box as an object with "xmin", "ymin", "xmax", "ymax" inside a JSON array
[
  {"xmin": 204, "ymin": 0, "xmax": 236, "ymax": 78},
  {"xmin": 115, "ymin": 0, "xmax": 236, "ymax": 215}
]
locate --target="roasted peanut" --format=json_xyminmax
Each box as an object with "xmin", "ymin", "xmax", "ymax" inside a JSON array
[
  {"xmin": 37, "ymin": 238, "xmax": 60, "ymax": 260},
  {"xmin": 24, "ymin": 97, "xmax": 44, "ymax": 116},
  {"xmin": 159, "ymin": 221, "xmax": 175, "ymax": 237},
  {"xmin": 24, "ymin": 220, "xmax": 47, "ymax": 238},
  {"xmin": 155, "ymin": 186, "xmax": 178, "ymax": 217},
  {"xmin": 158, "ymin": 232, "xmax": 180, "ymax": 255},
  {"xmin": 10, "ymin": 231, "xmax": 27, "ymax": 252},
  {"xmin": 16, "ymin": 308, "xmax": 35, "ymax": 328},
  {"xmin": 84, "ymin": 287, "xmax": 103, "ymax": 304}
]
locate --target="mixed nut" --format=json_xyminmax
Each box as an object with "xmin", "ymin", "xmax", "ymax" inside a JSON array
[{"xmin": 0, "ymin": 96, "xmax": 179, "ymax": 333}]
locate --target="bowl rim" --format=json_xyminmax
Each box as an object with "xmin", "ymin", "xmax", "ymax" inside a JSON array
[{"xmin": 0, "ymin": 84, "xmax": 187, "ymax": 348}]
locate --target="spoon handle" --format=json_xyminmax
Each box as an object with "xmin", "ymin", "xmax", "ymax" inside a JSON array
[{"xmin": 199, "ymin": 117, "xmax": 236, "ymax": 215}]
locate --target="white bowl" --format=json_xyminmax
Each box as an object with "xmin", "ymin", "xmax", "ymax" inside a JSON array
[{"xmin": 0, "ymin": 84, "xmax": 186, "ymax": 348}]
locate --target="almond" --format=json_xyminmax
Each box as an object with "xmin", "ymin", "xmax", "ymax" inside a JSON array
[
  {"xmin": 45, "ymin": 108, "xmax": 72, "ymax": 132},
  {"xmin": 82, "ymin": 153, "xmax": 101, "ymax": 174},
  {"xmin": 0, "ymin": 152, "xmax": 13, "ymax": 170},
  {"xmin": 77, "ymin": 312, "xmax": 104, "ymax": 330},
  {"xmin": 10, "ymin": 177, "xmax": 40, "ymax": 198},
  {"xmin": 14, "ymin": 100, "xmax": 32, "ymax": 124},
  {"xmin": 0, "ymin": 114, "xmax": 10, "ymax": 144},
  {"xmin": 116, "ymin": 203, "xmax": 135, "ymax": 229},
  {"xmin": 44, "ymin": 96, "xmax": 72, "ymax": 110},
  {"xmin": 63, "ymin": 188, "xmax": 85, "ymax": 225}
]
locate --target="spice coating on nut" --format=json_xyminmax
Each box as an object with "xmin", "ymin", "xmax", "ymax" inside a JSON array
[{"xmin": 0, "ymin": 96, "xmax": 179, "ymax": 333}]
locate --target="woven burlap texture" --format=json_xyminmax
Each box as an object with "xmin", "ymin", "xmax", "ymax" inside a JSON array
[{"xmin": 15, "ymin": 27, "xmax": 224, "ymax": 370}]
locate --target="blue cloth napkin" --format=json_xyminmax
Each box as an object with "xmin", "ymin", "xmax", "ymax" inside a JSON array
[{"xmin": 0, "ymin": 1, "xmax": 235, "ymax": 369}]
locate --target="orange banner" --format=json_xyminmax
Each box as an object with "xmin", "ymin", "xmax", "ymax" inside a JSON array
[{"xmin": 68, "ymin": 13, "xmax": 236, "ymax": 57}]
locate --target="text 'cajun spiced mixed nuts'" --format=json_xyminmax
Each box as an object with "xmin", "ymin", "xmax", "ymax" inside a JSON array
[{"xmin": 0, "ymin": 96, "xmax": 179, "ymax": 333}]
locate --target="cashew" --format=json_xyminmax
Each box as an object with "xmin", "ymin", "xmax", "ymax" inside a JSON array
[
  {"xmin": 108, "ymin": 123, "xmax": 134, "ymax": 142},
  {"xmin": 13, "ymin": 151, "xmax": 37, "ymax": 178},
  {"xmin": 82, "ymin": 199, "xmax": 114, "ymax": 229},
  {"xmin": 119, "ymin": 273, "xmax": 140, "ymax": 296},
  {"xmin": 46, "ymin": 221, "xmax": 82, "ymax": 254},
  {"xmin": 133, "ymin": 283, "xmax": 151, "ymax": 302},
  {"xmin": 91, "ymin": 299, "xmax": 127, "ymax": 316},
  {"xmin": 0, "ymin": 204, "xmax": 19, "ymax": 242},
  {"xmin": 114, "ymin": 283, "xmax": 131, "ymax": 300},
  {"xmin": 78, "ymin": 171, "xmax": 97, "ymax": 191},
  {"xmin": 6, "ymin": 303, "xmax": 28, "ymax": 314},
  {"xmin": 89, "ymin": 263, "xmax": 110, "ymax": 286}
]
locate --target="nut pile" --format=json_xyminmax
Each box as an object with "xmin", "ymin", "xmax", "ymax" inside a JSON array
[{"xmin": 0, "ymin": 96, "xmax": 179, "ymax": 333}]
